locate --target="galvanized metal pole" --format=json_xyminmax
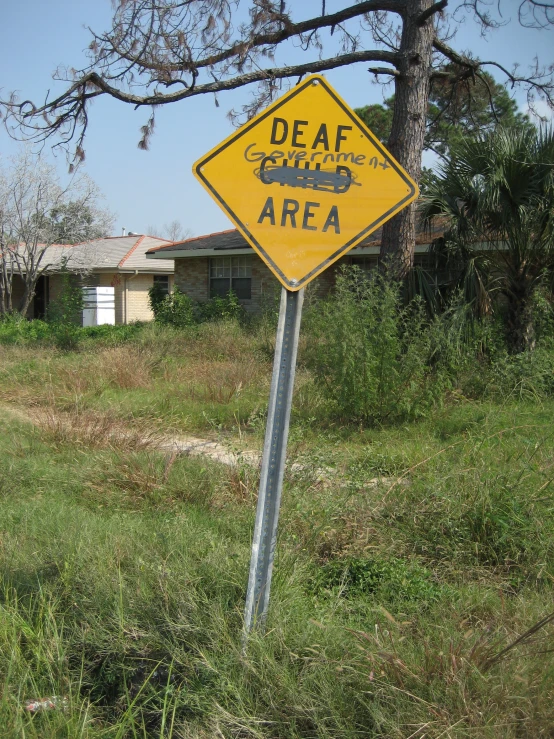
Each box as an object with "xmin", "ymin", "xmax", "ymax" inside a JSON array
[{"xmin": 244, "ymin": 286, "xmax": 305, "ymax": 635}]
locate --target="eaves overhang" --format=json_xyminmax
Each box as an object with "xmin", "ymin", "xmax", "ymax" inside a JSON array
[
  {"xmin": 146, "ymin": 244, "xmax": 433, "ymax": 259},
  {"xmin": 146, "ymin": 247, "xmax": 254, "ymax": 259}
]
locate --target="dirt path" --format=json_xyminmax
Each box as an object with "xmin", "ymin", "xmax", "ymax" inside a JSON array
[
  {"xmin": 2, "ymin": 402, "xmax": 261, "ymax": 468},
  {"xmin": 3, "ymin": 403, "xmax": 408, "ymax": 489}
]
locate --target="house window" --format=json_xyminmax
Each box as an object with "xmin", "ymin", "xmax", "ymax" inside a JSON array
[
  {"xmin": 210, "ymin": 257, "xmax": 252, "ymax": 299},
  {"xmin": 350, "ymin": 256, "xmax": 378, "ymax": 273},
  {"xmin": 153, "ymin": 275, "xmax": 170, "ymax": 295}
]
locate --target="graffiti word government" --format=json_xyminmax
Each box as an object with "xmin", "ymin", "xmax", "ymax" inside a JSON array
[{"xmin": 246, "ymin": 118, "xmax": 390, "ymax": 235}]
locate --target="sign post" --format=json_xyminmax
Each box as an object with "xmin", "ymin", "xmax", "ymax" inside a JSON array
[
  {"xmin": 243, "ymin": 287, "xmax": 304, "ymax": 631},
  {"xmin": 192, "ymin": 74, "xmax": 419, "ymax": 634}
]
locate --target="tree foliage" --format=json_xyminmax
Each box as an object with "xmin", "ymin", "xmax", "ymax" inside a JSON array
[
  {"xmin": 47, "ymin": 201, "xmax": 111, "ymax": 244},
  {"xmin": 356, "ymin": 66, "xmax": 536, "ymax": 157},
  {"xmin": 1, "ymin": 1, "xmax": 553, "ymax": 277},
  {"xmin": 421, "ymin": 126, "xmax": 554, "ymax": 353}
]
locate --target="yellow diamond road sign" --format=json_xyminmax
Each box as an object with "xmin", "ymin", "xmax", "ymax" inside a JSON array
[{"xmin": 193, "ymin": 75, "xmax": 419, "ymax": 291}]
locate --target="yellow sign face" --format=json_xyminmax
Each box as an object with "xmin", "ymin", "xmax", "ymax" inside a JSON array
[{"xmin": 193, "ymin": 75, "xmax": 419, "ymax": 291}]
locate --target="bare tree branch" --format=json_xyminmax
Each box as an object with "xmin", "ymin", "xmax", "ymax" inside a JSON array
[
  {"xmin": 26, "ymin": 49, "xmax": 400, "ymax": 111},
  {"xmin": 368, "ymin": 65, "xmax": 400, "ymax": 75},
  {"xmin": 417, "ymin": 0, "xmax": 448, "ymax": 26},
  {"xmin": 102, "ymin": 0, "xmax": 406, "ymax": 76}
]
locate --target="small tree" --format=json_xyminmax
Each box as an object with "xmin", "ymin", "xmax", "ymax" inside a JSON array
[
  {"xmin": 421, "ymin": 127, "xmax": 554, "ymax": 353},
  {"xmin": 145, "ymin": 220, "xmax": 192, "ymax": 242},
  {"xmin": 46, "ymin": 263, "xmax": 84, "ymax": 325},
  {"xmin": 0, "ymin": 149, "xmax": 114, "ymax": 317},
  {"xmin": 47, "ymin": 201, "xmax": 112, "ymax": 244}
]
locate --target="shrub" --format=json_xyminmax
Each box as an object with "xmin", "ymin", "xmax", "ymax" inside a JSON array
[
  {"xmin": 150, "ymin": 287, "xmax": 196, "ymax": 328},
  {"xmin": 147, "ymin": 279, "xmax": 167, "ymax": 314},
  {"xmin": 487, "ymin": 344, "xmax": 554, "ymax": 399},
  {"xmin": 199, "ymin": 290, "xmax": 243, "ymax": 322},
  {"xmin": 314, "ymin": 556, "xmax": 442, "ymax": 605},
  {"xmin": 0, "ymin": 314, "xmax": 51, "ymax": 345},
  {"xmin": 150, "ymin": 286, "xmax": 244, "ymax": 327},
  {"xmin": 45, "ymin": 269, "xmax": 85, "ymax": 350},
  {"xmin": 304, "ymin": 267, "xmax": 437, "ymax": 423},
  {"xmin": 46, "ymin": 270, "xmax": 84, "ymax": 326}
]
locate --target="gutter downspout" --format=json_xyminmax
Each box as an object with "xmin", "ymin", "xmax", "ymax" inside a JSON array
[{"xmin": 124, "ymin": 270, "xmax": 139, "ymax": 324}]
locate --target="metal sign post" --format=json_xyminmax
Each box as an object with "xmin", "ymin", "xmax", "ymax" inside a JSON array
[{"xmin": 243, "ymin": 286, "xmax": 304, "ymax": 634}]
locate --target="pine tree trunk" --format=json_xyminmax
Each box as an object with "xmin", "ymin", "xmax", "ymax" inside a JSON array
[
  {"xmin": 380, "ymin": 0, "xmax": 435, "ymax": 279},
  {"xmin": 506, "ymin": 288, "xmax": 536, "ymax": 354}
]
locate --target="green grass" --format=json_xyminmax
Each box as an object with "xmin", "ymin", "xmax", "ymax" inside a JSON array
[{"xmin": 1, "ymin": 323, "xmax": 554, "ymax": 736}]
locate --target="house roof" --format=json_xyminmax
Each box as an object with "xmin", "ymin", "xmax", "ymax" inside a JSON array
[
  {"xmin": 146, "ymin": 223, "xmax": 445, "ymax": 260},
  {"xmin": 11, "ymin": 235, "xmax": 175, "ymax": 274},
  {"xmin": 146, "ymin": 229, "xmax": 247, "ymax": 255}
]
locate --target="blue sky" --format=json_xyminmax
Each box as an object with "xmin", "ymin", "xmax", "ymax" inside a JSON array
[{"xmin": 1, "ymin": 0, "xmax": 552, "ymax": 238}]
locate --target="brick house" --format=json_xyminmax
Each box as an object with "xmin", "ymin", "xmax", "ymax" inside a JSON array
[
  {"xmin": 13, "ymin": 234, "xmax": 175, "ymax": 323},
  {"xmin": 145, "ymin": 227, "xmax": 438, "ymax": 313}
]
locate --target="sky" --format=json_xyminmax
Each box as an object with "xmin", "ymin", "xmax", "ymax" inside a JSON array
[{"xmin": 1, "ymin": 0, "xmax": 553, "ymax": 239}]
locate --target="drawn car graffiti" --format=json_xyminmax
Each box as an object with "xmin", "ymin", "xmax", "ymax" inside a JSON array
[{"xmin": 257, "ymin": 157, "xmax": 361, "ymax": 194}]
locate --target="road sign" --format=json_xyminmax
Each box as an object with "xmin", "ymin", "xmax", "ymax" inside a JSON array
[{"xmin": 193, "ymin": 74, "xmax": 419, "ymax": 291}]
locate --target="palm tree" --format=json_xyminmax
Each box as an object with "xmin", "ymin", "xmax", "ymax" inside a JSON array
[{"xmin": 421, "ymin": 127, "xmax": 554, "ymax": 353}]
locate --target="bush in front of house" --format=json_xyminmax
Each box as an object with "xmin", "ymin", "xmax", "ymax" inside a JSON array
[
  {"xmin": 198, "ymin": 290, "xmax": 243, "ymax": 322},
  {"xmin": 0, "ymin": 314, "xmax": 51, "ymax": 344},
  {"xmin": 148, "ymin": 286, "xmax": 196, "ymax": 328},
  {"xmin": 148, "ymin": 285, "xmax": 244, "ymax": 327},
  {"xmin": 304, "ymin": 267, "xmax": 440, "ymax": 423},
  {"xmin": 44, "ymin": 268, "xmax": 85, "ymax": 350}
]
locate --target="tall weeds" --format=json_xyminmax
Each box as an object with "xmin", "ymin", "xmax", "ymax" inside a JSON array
[
  {"xmin": 303, "ymin": 267, "xmax": 554, "ymax": 424},
  {"xmin": 304, "ymin": 269, "xmax": 439, "ymax": 423}
]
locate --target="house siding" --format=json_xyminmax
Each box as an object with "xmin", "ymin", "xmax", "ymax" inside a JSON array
[
  {"xmin": 43, "ymin": 272, "xmax": 173, "ymax": 325},
  {"xmin": 124, "ymin": 274, "xmax": 155, "ymax": 322},
  {"xmin": 112, "ymin": 273, "xmax": 174, "ymax": 324}
]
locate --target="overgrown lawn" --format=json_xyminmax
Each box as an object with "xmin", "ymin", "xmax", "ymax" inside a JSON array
[{"xmin": 1, "ymin": 320, "xmax": 554, "ymax": 736}]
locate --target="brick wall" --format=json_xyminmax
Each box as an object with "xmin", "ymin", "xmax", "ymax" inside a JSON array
[
  {"xmin": 174, "ymin": 257, "xmax": 210, "ymax": 303},
  {"xmin": 250, "ymin": 259, "xmax": 279, "ymax": 313},
  {"xmin": 174, "ymin": 253, "xmax": 346, "ymax": 313}
]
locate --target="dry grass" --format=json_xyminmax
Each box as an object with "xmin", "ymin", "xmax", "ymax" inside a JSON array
[
  {"xmin": 31, "ymin": 405, "xmax": 161, "ymax": 452},
  {"xmin": 214, "ymin": 462, "xmax": 259, "ymax": 507},
  {"xmin": 83, "ymin": 451, "xmax": 173, "ymax": 508},
  {"xmin": 0, "ymin": 345, "xmax": 157, "ymax": 408},
  {"xmin": 185, "ymin": 320, "xmax": 261, "ymax": 362},
  {"xmin": 165, "ymin": 359, "xmax": 267, "ymax": 405}
]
